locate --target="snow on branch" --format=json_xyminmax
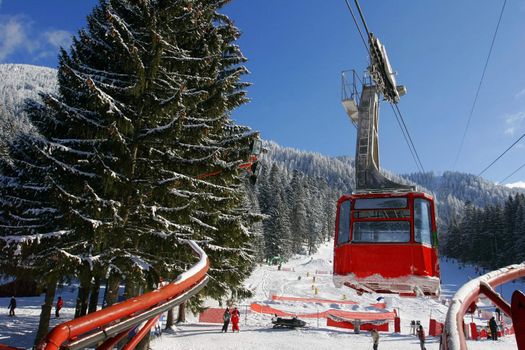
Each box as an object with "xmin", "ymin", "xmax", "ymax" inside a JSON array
[
  {"xmin": 189, "ymin": 216, "xmax": 218, "ymax": 231},
  {"xmin": 138, "ymin": 111, "xmax": 182, "ymax": 139},
  {"xmin": 1, "ymin": 230, "xmax": 73, "ymax": 246}
]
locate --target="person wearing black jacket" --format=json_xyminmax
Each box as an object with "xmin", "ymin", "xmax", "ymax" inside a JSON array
[
  {"xmin": 222, "ymin": 307, "xmax": 231, "ymax": 333},
  {"xmin": 8, "ymin": 297, "xmax": 16, "ymax": 316},
  {"xmin": 489, "ymin": 316, "xmax": 498, "ymax": 340}
]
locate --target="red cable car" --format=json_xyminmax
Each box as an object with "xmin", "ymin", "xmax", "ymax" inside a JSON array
[
  {"xmin": 335, "ymin": 33, "xmax": 441, "ymax": 295},
  {"xmin": 333, "ymin": 191, "xmax": 440, "ymax": 295}
]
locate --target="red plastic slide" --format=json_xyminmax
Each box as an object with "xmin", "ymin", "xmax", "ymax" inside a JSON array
[{"xmin": 33, "ymin": 240, "xmax": 209, "ymax": 350}]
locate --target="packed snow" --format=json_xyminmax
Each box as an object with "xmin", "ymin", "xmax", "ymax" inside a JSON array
[
  {"xmin": 150, "ymin": 241, "xmax": 523, "ymax": 350},
  {"xmin": 0, "ymin": 241, "xmax": 523, "ymax": 349}
]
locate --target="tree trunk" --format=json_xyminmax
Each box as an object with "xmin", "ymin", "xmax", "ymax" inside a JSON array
[
  {"xmin": 176, "ymin": 302, "xmax": 186, "ymax": 323},
  {"xmin": 75, "ymin": 272, "xmax": 91, "ymax": 318},
  {"xmin": 88, "ymin": 274, "xmax": 101, "ymax": 313},
  {"xmin": 124, "ymin": 278, "xmax": 139, "ymax": 300},
  {"xmin": 34, "ymin": 278, "xmax": 57, "ymax": 346},
  {"xmin": 165, "ymin": 308, "xmax": 175, "ymax": 330},
  {"xmin": 104, "ymin": 272, "xmax": 120, "ymax": 307}
]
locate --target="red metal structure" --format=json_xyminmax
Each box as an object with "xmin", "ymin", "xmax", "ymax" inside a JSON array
[
  {"xmin": 333, "ymin": 191, "xmax": 440, "ymax": 295},
  {"xmin": 441, "ymin": 262, "xmax": 525, "ymax": 350},
  {"xmin": 29, "ymin": 240, "xmax": 209, "ymax": 350},
  {"xmin": 196, "ymin": 139, "xmax": 262, "ymax": 184}
]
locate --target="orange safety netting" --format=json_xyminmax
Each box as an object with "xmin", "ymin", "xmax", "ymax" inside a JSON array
[
  {"xmin": 199, "ymin": 308, "xmax": 226, "ymax": 324},
  {"xmin": 250, "ymin": 303, "xmax": 396, "ymax": 321},
  {"xmin": 271, "ymin": 295, "xmax": 357, "ymax": 305}
]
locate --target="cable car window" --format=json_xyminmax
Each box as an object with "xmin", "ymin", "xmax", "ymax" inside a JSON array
[
  {"xmin": 354, "ymin": 209, "xmax": 410, "ymax": 219},
  {"xmin": 352, "ymin": 221, "xmax": 410, "ymax": 243},
  {"xmin": 414, "ymin": 198, "xmax": 432, "ymax": 246},
  {"xmin": 337, "ymin": 200, "xmax": 351, "ymax": 245},
  {"xmin": 354, "ymin": 198, "xmax": 407, "ymax": 210}
]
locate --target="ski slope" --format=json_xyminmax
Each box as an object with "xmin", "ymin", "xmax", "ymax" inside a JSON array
[
  {"xmin": 0, "ymin": 241, "xmax": 522, "ymax": 349},
  {"xmin": 151, "ymin": 241, "xmax": 523, "ymax": 350}
]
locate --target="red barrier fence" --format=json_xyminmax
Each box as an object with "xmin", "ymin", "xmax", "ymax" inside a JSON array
[
  {"xmin": 199, "ymin": 308, "xmax": 225, "ymax": 324},
  {"xmin": 33, "ymin": 240, "xmax": 209, "ymax": 350},
  {"xmin": 271, "ymin": 295, "xmax": 357, "ymax": 305},
  {"xmin": 250, "ymin": 303, "xmax": 396, "ymax": 322},
  {"xmin": 327, "ymin": 317, "xmax": 389, "ymax": 331},
  {"xmin": 429, "ymin": 318, "xmax": 444, "ymax": 336}
]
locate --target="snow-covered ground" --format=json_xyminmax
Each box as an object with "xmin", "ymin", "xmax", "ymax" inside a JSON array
[
  {"xmin": 151, "ymin": 241, "xmax": 523, "ymax": 350},
  {"xmin": 0, "ymin": 241, "xmax": 523, "ymax": 349}
]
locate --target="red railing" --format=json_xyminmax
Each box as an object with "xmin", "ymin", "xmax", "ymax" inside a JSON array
[
  {"xmin": 441, "ymin": 262, "xmax": 525, "ymax": 350},
  {"xmin": 34, "ymin": 240, "xmax": 209, "ymax": 350}
]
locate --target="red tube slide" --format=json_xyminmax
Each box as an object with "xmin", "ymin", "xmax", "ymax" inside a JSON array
[{"xmin": 36, "ymin": 240, "xmax": 209, "ymax": 350}]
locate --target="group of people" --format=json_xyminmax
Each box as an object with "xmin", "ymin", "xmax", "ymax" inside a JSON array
[
  {"xmin": 222, "ymin": 307, "xmax": 240, "ymax": 333},
  {"xmin": 7, "ymin": 296, "xmax": 63, "ymax": 318},
  {"xmin": 370, "ymin": 325, "xmax": 426, "ymax": 350}
]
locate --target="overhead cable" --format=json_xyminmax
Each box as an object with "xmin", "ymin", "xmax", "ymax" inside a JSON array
[
  {"xmin": 344, "ymin": 0, "xmax": 369, "ymax": 52},
  {"xmin": 390, "ymin": 104, "xmax": 426, "ymax": 173},
  {"xmin": 353, "ymin": 0, "xmax": 372, "ymax": 40},
  {"xmin": 478, "ymin": 133, "xmax": 525, "ymax": 176},
  {"xmin": 453, "ymin": 0, "xmax": 508, "ymax": 168},
  {"xmin": 500, "ymin": 161, "xmax": 525, "ymax": 184}
]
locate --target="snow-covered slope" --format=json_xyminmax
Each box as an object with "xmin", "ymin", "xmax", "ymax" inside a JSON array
[
  {"xmin": 150, "ymin": 241, "xmax": 522, "ymax": 350},
  {"xmin": 0, "ymin": 247, "xmax": 522, "ymax": 349},
  {"xmin": 0, "ymin": 64, "xmax": 57, "ymax": 146}
]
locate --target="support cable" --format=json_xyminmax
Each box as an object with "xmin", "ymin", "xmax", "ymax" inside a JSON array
[
  {"xmin": 390, "ymin": 104, "xmax": 424, "ymax": 173},
  {"xmin": 500, "ymin": 161, "xmax": 525, "ymax": 184},
  {"xmin": 353, "ymin": 0, "xmax": 372, "ymax": 40},
  {"xmin": 393, "ymin": 104, "xmax": 426, "ymax": 173},
  {"xmin": 344, "ymin": 0, "xmax": 369, "ymax": 53},
  {"xmin": 453, "ymin": 0, "xmax": 507, "ymax": 168},
  {"xmin": 478, "ymin": 133, "xmax": 525, "ymax": 176}
]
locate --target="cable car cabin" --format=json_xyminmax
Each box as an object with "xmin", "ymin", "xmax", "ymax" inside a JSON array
[{"xmin": 333, "ymin": 191, "xmax": 440, "ymax": 296}]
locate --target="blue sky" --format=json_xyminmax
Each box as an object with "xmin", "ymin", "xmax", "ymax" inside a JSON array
[{"xmin": 1, "ymin": 1, "xmax": 524, "ymax": 186}]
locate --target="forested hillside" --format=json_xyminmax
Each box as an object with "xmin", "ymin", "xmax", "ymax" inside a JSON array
[
  {"xmin": 443, "ymin": 193, "xmax": 525, "ymax": 271},
  {"xmin": 0, "ymin": 64, "xmax": 57, "ymax": 152},
  {"xmin": 1, "ymin": 64, "xmax": 522, "ymax": 269}
]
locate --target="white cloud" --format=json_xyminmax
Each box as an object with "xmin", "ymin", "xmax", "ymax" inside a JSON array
[
  {"xmin": 0, "ymin": 16, "xmax": 30, "ymax": 62},
  {"xmin": 44, "ymin": 30, "xmax": 72, "ymax": 49},
  {"xmin": 504, "ymin": 111, "xmax": 525, "ymax": 136},
  {"xmin": 516, "ymin": 89, "xmax": 525, "ymax": 99},
  {"xmin": 505, "ymin": 181, "xmax": 525, "ymax": 189},
  {"xmin": 0, "ymin": 15, "xmax": 72, "ymax": 64}
]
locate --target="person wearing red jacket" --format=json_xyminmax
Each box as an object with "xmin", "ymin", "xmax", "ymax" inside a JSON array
[
  {"xmin": 231, "ymin": 307, "xmax": 240, "ymax": 332},
  {"xmin": 55, "ymin": 296, "xmax": 63, "ymax": 318}
]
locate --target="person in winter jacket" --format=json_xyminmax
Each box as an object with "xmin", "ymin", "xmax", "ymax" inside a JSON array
[
  {"xmin": 489, "ymin": 316, "xmax": 498, "ymax": 340},
  {"xmin": 55, "ymin": 296, "xmax": 63, "ymax": 318},
  {"xmin": 231, "ymin": 307, "xmax": 240, "ymax": 332},
  {"xmin": 417, "ymin": 325, "xmax": 426, "ymax": 350},
  {"xmin": 371, "ymin": 328, "xmax": 379, "ymax": 350},
  {"xmin": 8, "ymin": 297, "xmax": 16, "ymax": 316},
  {"xmin": 222, "ymin": 307, "xmax": 231, "ymax": 332}
]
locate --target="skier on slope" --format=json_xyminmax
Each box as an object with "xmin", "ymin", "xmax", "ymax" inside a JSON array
[
  {"xmin": 222, "ymin": 307, "xmax": 231, "ymax": 333},
  {"xmin": 231, "ymin": 307, "xmax": 240, "ymax": 332}
]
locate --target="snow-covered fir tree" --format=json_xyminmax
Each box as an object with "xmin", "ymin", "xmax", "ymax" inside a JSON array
[{"xmin": 0, "ymin": 0, "xmax": 258, "ymax": 344}]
